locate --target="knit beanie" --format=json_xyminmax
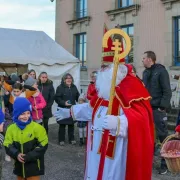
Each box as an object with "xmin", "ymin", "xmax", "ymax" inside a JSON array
[
  {"xmin": 13, "ymin": 97, "xmax": 32, "ymax": 119},
  {"xmin": 10, "ymin": 73, "xmax": 20, "ymax": 82},
  {"xmin": 24, "ymin": 77, "xmax": 37, "ymax": 87},
  {"xmin": 0, "ymin": 108, "xmax": 4, "ymax": 124}
]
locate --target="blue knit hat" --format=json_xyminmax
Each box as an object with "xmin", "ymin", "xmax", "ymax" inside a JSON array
[
  {"xmin": 13, "ymin": 97, "xmax": 32, "ymax": 119},
  {"xmin": 0, "ymin": 108, "xmax": 4, "ymax": 124}
]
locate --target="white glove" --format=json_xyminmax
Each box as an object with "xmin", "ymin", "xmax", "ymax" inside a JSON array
[
  {"xmin": 102, "ymin": 115, "xmax": 128, "ymax": 138},
  {"xmin": 102, "ymin": 115, "xmax": 118, "ymax": 131},
  {"xmin": 54, "ymin": 107, "xmax": 70, "ymax": 121}
]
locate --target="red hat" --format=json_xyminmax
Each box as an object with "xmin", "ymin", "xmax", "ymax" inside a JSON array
[
  {"xmin": 101, "ymin": 24, "xmax": 114, "ymax": 65},
  {"xmin": 102, "ymin": 24, "xmax": 125, "ymax": 65}
]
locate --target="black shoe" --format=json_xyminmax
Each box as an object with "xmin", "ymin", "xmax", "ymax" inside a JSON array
[
  {"xmin": 158, "ymin": 167, "xmax": 168, "ymax": 175},
  {"xmin": 79, "ymin": 138, "xmax": 83, "ymax": 146}
]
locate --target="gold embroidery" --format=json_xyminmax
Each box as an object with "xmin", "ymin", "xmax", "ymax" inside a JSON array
[
  {"xmin": 108, "ymin": 140, "xmax": 114, "ymax": 143},
  {"xmin": 89, "ymin": 98, "xmax": 99, "ymax": 109},
  {"xmin": 106, "ymin": 137, "xmax": 117, "ymax": 160},
  {"xmin": 115, "ymin": 92, "xmax": 151, "ymax": 109},
  {"xmin": 93, "ymin": 99, "xmax": 103, "ymax": 123},
  {"xmin": 116, "ymin": 117, "xmax": 120, "ymax": 136},
  {"xmin": 97, "ymin": 134, "xmax": 117, "ymax": 160},
  {"xmin": 102, "ymin": 51, "xmax": 115, "ymax": 57}
]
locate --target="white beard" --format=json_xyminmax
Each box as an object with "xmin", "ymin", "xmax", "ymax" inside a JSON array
[{"xmin": 96, "ymin": 64, "xmax": 128, "ymax": 100}]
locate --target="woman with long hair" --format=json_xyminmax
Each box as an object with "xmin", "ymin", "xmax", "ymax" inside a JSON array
[
  {"xmin": 28, "ymin": 69, "xmax": 36, "ymax": 79},
  {"xmin": 37, "ymin": 72, "xmax": 55, "ymax": 134}
]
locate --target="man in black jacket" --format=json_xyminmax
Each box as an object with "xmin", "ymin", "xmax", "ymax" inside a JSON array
[{"xmin": 142, "ymin": 51, "xmax": 172, "ymax": 175}]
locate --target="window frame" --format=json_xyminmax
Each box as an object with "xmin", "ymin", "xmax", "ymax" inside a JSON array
[
  {"xmin": 75, "ymin": 33, "xmax": 87, "ymax": 67},
  {"xmin": 174, "ymin": 16, "xmax": 180, "ymax": 66},
  {"xmin": 118, "ymin": 0, "xmax": 133, "ymax": 8},
  {"xmin": 76, "ymin": 0, "xmax": 87, "ymax": 19},
  {"xmin": 120, "ymin": 24, "xmax": 134, "ymax": 63}
]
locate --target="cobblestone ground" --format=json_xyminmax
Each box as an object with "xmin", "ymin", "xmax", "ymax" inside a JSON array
[{"xmin": 2, "ymin": 124, "xmax": 180, "ymax": 180}]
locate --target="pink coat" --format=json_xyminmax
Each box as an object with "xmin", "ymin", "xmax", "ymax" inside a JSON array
[{"xmin": 28, "ymin": 92, "xmax": 46, "ymax": 121}]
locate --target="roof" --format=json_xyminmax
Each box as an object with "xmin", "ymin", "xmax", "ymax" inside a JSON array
[{"xmin": 0, "ymin": 28, "xmax": 79, "ymax": 65}]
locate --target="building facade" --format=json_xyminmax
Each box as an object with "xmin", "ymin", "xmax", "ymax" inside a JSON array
[{"xmin": 55, "ymin": 0, "xmax": 180, "ymax": 97}]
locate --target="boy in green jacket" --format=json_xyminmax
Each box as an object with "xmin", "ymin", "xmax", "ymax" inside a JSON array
[{"xmin": 4, "ymin": 97, "xmax": 48, "ymax": 180}]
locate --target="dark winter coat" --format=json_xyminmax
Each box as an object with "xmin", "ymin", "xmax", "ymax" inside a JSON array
[
  {"xmin": 55, "ymin": 83, "xmax": 80, "ymax": 125},
  {"xmin": 38, "ymin": 80, "xmax": 55, "ymax": 119},
  {"xmin": 142, "ymin": 64, "xmax": 172, "ymax": 110}
]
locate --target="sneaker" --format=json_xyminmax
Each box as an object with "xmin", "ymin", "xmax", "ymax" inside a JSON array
[
  {"xmin": 158, "ymin": 167, "xmax": 168, "ymax": 175},
  {"xmin": 59, "ymin": 141, "xmax": 65, "ymax": 146},
  {"xmin": 71, "ymin": 140, "xmax": 76, "ymax": 145},
  {"xmin": 5, "ymin": 155, "xmax": 11, "ymax": 162}
]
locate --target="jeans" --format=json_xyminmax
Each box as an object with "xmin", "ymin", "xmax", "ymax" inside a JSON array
[{"xmin": 153, "ymin": 109, "xmax": 168, "ymax": 168}]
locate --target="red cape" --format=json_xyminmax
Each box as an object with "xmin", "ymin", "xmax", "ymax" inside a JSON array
[{"xmin": 90, "ymin": 74, "xmax": 154, "ymax": 180}]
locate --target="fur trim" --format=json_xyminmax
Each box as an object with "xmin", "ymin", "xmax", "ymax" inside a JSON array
[{"xmin": 22, "ymin": 73, "xmax": 29, "ymax": 81}]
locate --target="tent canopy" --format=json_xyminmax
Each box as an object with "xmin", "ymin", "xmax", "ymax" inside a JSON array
[
  {"xmin": 0, "ymin": 28, "xmax": 79, "ymax": 65},
  {"xmin": 0, "ymin": 27, "xmax": 80, "ymax": 89},
  {"xmin": 0, "ymin": 28, "xmax": 80, "ymax": 114}
]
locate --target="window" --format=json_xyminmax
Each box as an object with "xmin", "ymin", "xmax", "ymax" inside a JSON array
[
  {"xmin": 121, "ymin": 25, "xmax": 134, "ymax": 63},
  {"xmin": 76, "ymin": 0, "xmax": 87, "ymax": 19},
  {"xmin": 118, "ymin": 0, "xmax": 133, "ymax": 8},
  {"xmin": 75, "ymin": 33, "xmax": 87, "ymax": 66},
  {"xmin": 174, "ymin": 17, "xmax": 180, "ymax": 66}
]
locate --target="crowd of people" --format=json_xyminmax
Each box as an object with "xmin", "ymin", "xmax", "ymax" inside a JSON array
[
  {"xmin": 0, "ymin": 68, "xmax": 96, "ymax": 179},
  {"xmin": 0, "ymin": 50, "xmax": 179, "ymax": 179}
]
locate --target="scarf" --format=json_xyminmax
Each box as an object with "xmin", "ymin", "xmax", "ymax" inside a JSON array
[{"xmin": 13, "ymin": 116, "xmax": 32, "ymax": 130}]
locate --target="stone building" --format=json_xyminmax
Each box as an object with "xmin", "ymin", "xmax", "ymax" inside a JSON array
[{"xmin": 54, "ymin": 0, "xmax": 180, "ymax": 95}]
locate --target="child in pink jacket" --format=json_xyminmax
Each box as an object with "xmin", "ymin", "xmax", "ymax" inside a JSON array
[{"xmin": 25, "ymin": 77, "xmax": 46, "ymax": 124}]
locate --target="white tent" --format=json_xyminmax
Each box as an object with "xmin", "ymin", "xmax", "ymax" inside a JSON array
[
  {"xmin": 0, "ymin": 28, "xmax": 80, "ymax": 114},
  {"xmin": 0, "ymin": 28, "xmax": 80, "ymax": 90}
]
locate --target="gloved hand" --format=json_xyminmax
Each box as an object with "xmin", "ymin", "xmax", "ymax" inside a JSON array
[
  {"xmin": 102, "ymin": 115, "xmax": 118, "ymax": 131},
  {"xmin": 54, "ymin": 107, "xmax": 70, "ymax": 121}
]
